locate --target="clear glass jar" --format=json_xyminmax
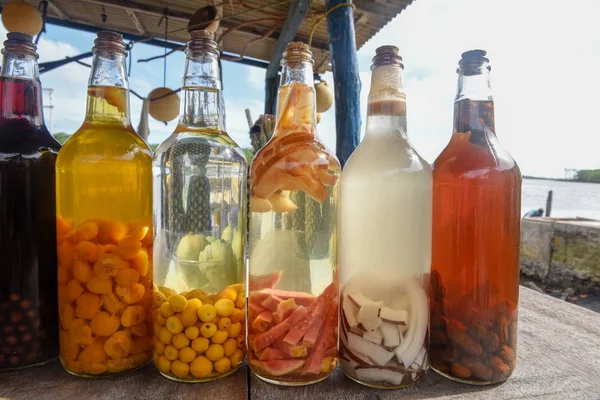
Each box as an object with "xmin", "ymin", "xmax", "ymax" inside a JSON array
[
  {"xmin": 152, "ymin": 30, "xmax": 247, "ymax": 382},
  {"xmin": 339, "ymin": 46, "xmax": 431, "ymax": 389},
  {"xmin": 55, "ymin": 31, "xmax": 153, "ymax": 377},
  {"xmin": 247, "ymin": 42, "xmax": 341, "ymax": 386},
  {"xmin": 0, "ymin": 33, "xmax": 61, "ymax": 370},
  {"xmin": 429, "ymin": 50, "xmax": 521, "ymax": 385}
]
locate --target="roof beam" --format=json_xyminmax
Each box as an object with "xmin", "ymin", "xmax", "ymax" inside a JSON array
[
  {"xmin": 353, "ymin": 0, "xmax": 411, "ymax": 15},
  {"xmin": 77, "ymin": 0, "xmax": 194, "ymax": 20},
  {"xmin": 47, "ymin": 0, "xmax": 70, "ymax": 20},
  {"xmin": 125, "ymin": 9, "xmax": 146, "ymax": 36}
]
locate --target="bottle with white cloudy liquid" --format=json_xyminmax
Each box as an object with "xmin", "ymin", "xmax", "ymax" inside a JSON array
[{"xmin": 339, "ymin": 46, "xmax": 432, "ymax": 389}]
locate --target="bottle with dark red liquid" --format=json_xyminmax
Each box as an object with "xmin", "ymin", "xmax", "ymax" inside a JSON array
[{"xmin": 0, "ymin": 32, "xmax": 60, "ymax": 369}]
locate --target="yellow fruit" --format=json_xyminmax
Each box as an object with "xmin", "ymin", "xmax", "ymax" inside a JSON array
[
  {"xmin": 75, "ymin": 292, "xmax": 102, "ymax": 320},
  {"xmin": 153, "ymin": 291, "xmax": 167, "ymax": 308},
  {"xmin": 236, "ymin": 335, "xmax": 244, "ymax": 349},
  {"xmin": 229, "ymin": 349, "xmax": 243, "ymax": 367},
  {"xmin": 90, "ymin": 312, "xmax": 120, "ymax": 337},
  {"xmin": 131, "ymin": 322, "xmax": 148, "ymax": 337},
  {"xmin": 159, "ymin": 327, "xmax": 173, "ymax": 345},
  {"xmin": 93, "ymin": 254, "xmax": 121, "ymax": 279},
  {"xmin": 217, "ymin": 287, "xmax": 237, "ymax": 302},
  {"xmin": 191, "ymin": 337, "xmax": 209, "ymax": 354},
  {"xmin": 164, "ymin": 345, "xmax": 179, "ymax": 361},
  {"xmin": 121, "ymin": 305, "xmax": 146, "ymax": 328},
  {"xmin": 197, "ymin": 304, "xmax": 217, "ymax": 322},
  {"xmin": 159, "ymin": 286, "xmax": 175, "ymax": 298},
  {"xmin": 186, "ymin": 298, "xmax": 203, "ymax": 309},
  {"xmin": 87, "ymin": 276, "xmax": 113, "ymax": 294},
  {"xmin": 104, "ymin": 331, "xmax": 132, "ymax": 360},
  {"xmin": 217, "ymin": 317, "xmax": 231, "ymax": 331},
  {"xmin": 235, "ymin": 292, "xmax": 245, "ymax": 309},
  {"xmin": 214, "ymin": 357, "xmax": 231, "ymax": 374},
  {"xmin": 101, "ymin": 293, "xmax": 126, "ymax": 315},
  {"xmin": 185, "ymin": 326, "xmax": 199, "ymax": 340},
  {"xmin": 72, "ymin": 260, "xmax": 94, "ymax": 284},
  {"xmin": 79, "ymin": 342, "xmax": 107, "ymax": 364},
  {"xmin": 227, "ymin": 322, "xmax": 242, "ymax": 338},
  {"xmin": 214, "ymin": 299, "xmax": 235, "ymax": 317},
  {"xmin": 223, "ymin": 338, "xmax": 238, "ymax": 357},
  {"xmin": 154, "ymin": 339, "xmax": 165, "ymax": 355},
  {"xmin": 211, "ymin": 330, "xmax": 228, "ymax": 345},
  {"xmin": 179, "ymin": 308, "xmax": 198, "ymax": 327},
  {"xmin": 172, "ymin": 333, "xmax": 190, "ymax": 350},
  {"xmin": 166, "ymin": 316, "xmax": 184, "ymax": 334},
  {"xmin": 171, "ymin": 360, "xmax": 190, "ymax": 378},
  {"xmin": 185, "ymin": 289, "xmax": 207, "ymax": 301},
  {"xmin": 160, "ymin": 302, "xmax": 174, "ymax": 318},
  {"xmin": 115, "ymin": 269, "xmax": 140, "ymax": 287},
  {"xmin": 169, "ymin": 295, "xmax": 188, "ymax": 313},
  {"xmin": 205, "ymin": 344, "xmax": 224, "ymax": 362},
  {"xmin": 157, "ymin": 355, "xmax": 171, "ymax": 373},
  {"xmin": 230, "ymin": 309, "xmax": 243, "ymax": 323},
  {"xmin": 155, "ymin": 313, "xmax": 167, "ymax": 326},
  {"xmin": 190, "ymin": 355, "xmax": 213, "ymax": 378},
  {"xmin": 200, "ymin": 322, "xmax": 217, "ymax": 338},
  {"xmin": 66, "ymin": 279, "xmax": 84, "ymax": 302},
  {"xmin": 178, "ymin": 347, "xmax": 196, "ymax": 363}
]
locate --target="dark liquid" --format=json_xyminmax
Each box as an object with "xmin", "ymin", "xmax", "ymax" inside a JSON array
[{"xmin": 0, "ymin": 77, "xmax": 60, "ymax": 369}]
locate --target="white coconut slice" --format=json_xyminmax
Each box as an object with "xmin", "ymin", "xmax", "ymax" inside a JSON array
[
  {"xmin": 393, "ymin": 278, "xmax": 428, "ymax": 368},
  {"xmin": 348, "ymin": 292, "xmax": 375, "ymax": 308},
  {"xmin": 363, "ymin": 329, "xmax": 383, "ymax": 345},
  {"xmin": 380, "ymin": 307, "xmax": 408, "ymax": 325},
  {"xmin": 342, "ymin": 294, "xmax": 359, "ymax": 329},
  {"xmin": 340, "ymin": 359, "xmax": 359, "ymax": 377},
  {"xmin": 357, "ymin": 301, "xmax": 383, "ymax": 332},
  {"xmin": 347, "ymin": 331, "xmax": 395, "ymax": 366},
  {"xmin": 340, "ymin": 340, "xmax": 374, "ymax": 366},
  {"xmin": 356, "ymin": 367, "xmax": 405, "ymax": 386},
  {"xmin": 380, "ymin": 322, "xmax": 401, "ymax": 347},
  {"xmin": 410, "ymin": 347, "xmax": 427, "ymax": 370}
]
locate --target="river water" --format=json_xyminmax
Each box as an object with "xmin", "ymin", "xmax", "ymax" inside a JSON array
[{"xmin": 522, "ymin": 178, "xmax": 600, "ymax": 219}]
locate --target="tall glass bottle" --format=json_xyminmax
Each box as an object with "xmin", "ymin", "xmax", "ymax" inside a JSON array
[
  {"xmin": 0, "ymin": 33, "xmax": 60, "ymax": 370},
  {"xmin": 429, "ymin": 50, "xmax": 521, "ymax": 385},
  {"xmin": 55, "ymin": 31, "xmax": 153, "ymax": 377},
  {"xmin": 339, "ymin": 46, "xmax": 431, "ymax": 388},
  {"xmin": 248, "ymin": 42, "xmax": 341, "ymax": 385},
  {"xmin": 152, "ymin": 30, "xmax": 247, "ymax": 382}
]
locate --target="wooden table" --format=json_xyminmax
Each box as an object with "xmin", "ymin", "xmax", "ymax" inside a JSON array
[{"xmin": 2, "ymin": 287, "xmax": 599, "ymax": 400}]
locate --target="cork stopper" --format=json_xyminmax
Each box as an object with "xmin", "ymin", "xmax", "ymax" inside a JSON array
[
  {"xmin": 282, "ymin": 41, "xmax": 313, "ymax": 66},
  {"xmin": 190, "ymin": 30, "xmax": 214, "ymax": 41},
  {"xmin": 371, "ymin": 45, "xmax": 403, "ymax": 70},
  {"xmin": 187, "ymin": 29, "xmax": 219, "ymax": 57},
  {"xmin": 93, "ymin": 31, "xmax": 126, "ymax": 55},
  {"xmin": 2, "ymin": 32, "xmax": 37, "ymax": 58}
]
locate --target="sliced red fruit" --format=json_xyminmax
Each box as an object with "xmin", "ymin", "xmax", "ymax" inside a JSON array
[
  {"xmin": 262, "ymin": 289, "xmax": 315, "ymax": 307},
  {"xmin": 268, "ymin": 191, "xmax": 298, "ymax": 213},
  {"xmin": 302, "ymin": 300, "xmax": 338, "ymax": 375},
  {"xmin": 253, "ymin": 305, "xmax": 308, "ymax": 352},
  {"xmin": 276, "ymin": 341, "xmax": 308, "ymax": 358},
  {"xmin": 259, "ymin": 347, "xmax": 287, "ymax": 361},
  {"xmin": 260, "ymin": 295, "xmax": 282, "ymax": 312},
  {"xmin": 249, "ymin": 298, "xmax": 266, "ymax": 314},
  {"xmin": 249, "ymin": 271, "xmax": 282, "ymax": 291},
  {"xmin": 302, "ymin": 327, "xmax": 319, "ymax": 347},
  {"xmin": 273, "ymin": 298, "xmax": 296, "ymax": 324},
  {"xmin": 250, "ymin": 359, "xmax": 306, "ymax": 377},
  {"xmin": 324, "ymin": 346, "xmax": 337, "ymax": 358},
  {"xmin": 252, "ymin": 311, "xmax": 273, "ymax": 333}
]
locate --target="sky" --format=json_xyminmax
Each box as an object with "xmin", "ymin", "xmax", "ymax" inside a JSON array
[{"xmin": 2, "ymin": 0, "xmax": 599, "ymax": 178}]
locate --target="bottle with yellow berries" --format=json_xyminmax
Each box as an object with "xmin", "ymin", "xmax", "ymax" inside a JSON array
[
  {"xmin": 152, "ymin": 30, "xmax": 247, "ymax": 382},
  {"xmin": 55, "ymin": 31, "xmax": 154, "ymax": 377}
]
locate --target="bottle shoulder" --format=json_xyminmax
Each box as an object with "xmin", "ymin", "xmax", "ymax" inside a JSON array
[{"xmin": 0, "ymin": 119, "xmax": 60, "ymax": 157}]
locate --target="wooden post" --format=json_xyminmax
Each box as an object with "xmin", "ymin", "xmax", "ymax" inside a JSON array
[
  {"xmin": 545, "ymin": 190, "xmax": 553, "ymax": 217},
  {"xmin": 326, "ymin": 0, "xmax": 361, "ymax": 167}
]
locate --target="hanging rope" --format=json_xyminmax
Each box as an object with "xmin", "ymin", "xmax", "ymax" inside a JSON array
[
  {"xmin": 36, "ymin": 0, "xmax": 48, "ymax": 45},
  {"xmin": 308, "ymin": 2, "xmax": 355, "ymax": 48},
  {"xmin": 158, "ymin": 9, "xmax": 170, "ymax": 87}
]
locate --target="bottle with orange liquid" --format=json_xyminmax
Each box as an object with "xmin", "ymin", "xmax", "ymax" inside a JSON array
[
  {"xmin": 429, "ymin": 50, "xmax": 521, "ymax": 384},
  {"xmin": 55, "ymin": 31, "xmax": 153, "ymax": 377},
  {"xmin": 248, "ymin": 42, "xmax": 341, "ymax": 385}
]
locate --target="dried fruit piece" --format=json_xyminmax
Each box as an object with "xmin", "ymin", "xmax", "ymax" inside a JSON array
[
  {"xmin": 450, "ymin": 362, "xmax": 471, "ymax": 379},
  {"xmin": 460, "ymin": 356, "xmax": 492, "ymax": 381}
]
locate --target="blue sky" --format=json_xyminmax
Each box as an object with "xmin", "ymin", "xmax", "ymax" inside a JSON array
[{"xmin": 3, "ymin": 0, "xmax": 599, "ymax": 178}]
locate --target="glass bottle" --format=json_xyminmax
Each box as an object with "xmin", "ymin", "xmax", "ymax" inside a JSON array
[
  {"xmin": 429, "ymin": 50, "xmax": 521, "ymax": 384},
  {"xmin": 55, "ymin": 31, "xmax": 153, "ymax": 377},
  {"xmin": 248, "ymin": 42, "xmax": 341, "ymax": 386},
  {"xmin": 0, "ymin": 33, "xmax": 60, "ymax": 370},
  {"xmin": 338, "ymin": 46, "xmax": 431, "ymax": 388},
  {"xmin": 152, "ymin": 30, "xmax": 247, "ymax": 382}
]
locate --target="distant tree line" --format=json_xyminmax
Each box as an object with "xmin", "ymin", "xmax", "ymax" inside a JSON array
[{"xmin": 575, "ymin": 169, "xmax": 600, "ymax": 183}]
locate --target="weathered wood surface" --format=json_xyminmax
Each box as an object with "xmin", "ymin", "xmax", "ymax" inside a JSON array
[
  {"xmin": 251, "ymin": 287, "xmax": 600, "ymax": 399},
  {"xmin": 2, "ymin": 287, "xmax": 599, "ymax": 399}
]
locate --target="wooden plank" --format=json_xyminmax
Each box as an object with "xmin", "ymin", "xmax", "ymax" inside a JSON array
[
  {"xmin": 353, "ymin": 0, "xmax": 412, "ymax": 16},
  {"xmin": 0, "ymin": 361, "xmax": 249, "ymax": 400},
  {"xmin": 47, "ymin": 0, "xmax": 70, "ymax": 20},
  {"xmin": 125, "ymin": 9, "xmax": 146, "ymax": 36},
  {"xmin": 251, "ymin": 287, "xmax": 600, "ymax": 399}
]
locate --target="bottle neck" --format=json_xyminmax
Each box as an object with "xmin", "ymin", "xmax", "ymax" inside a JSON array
[
  {"xmin": 365, "ymin": 64, "xmax": 407, "ymax": 139},
  {"xmin": 85, "ymin": 51, "xmax": 131, "ymax": 125},
  {"xmin": 177, "ymin": 53, "xmax": 223, "ymax": 131},
  {"xmin": 453, "ymin": 66, "xmax": 496, "ymax": 142},
  {"xmin": 455, "ymin": 66, "xmax": 493, "ymax": 102},
  {"xmin": 0, "ymin": 52, "xmax": 44, "ymax": 126},
  {"xmin": 275, "ymin": 60, "xmax": 317, "ymax": 134}
]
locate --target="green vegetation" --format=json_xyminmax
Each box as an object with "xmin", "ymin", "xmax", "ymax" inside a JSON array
[
  {"xmin": 242, "ymin": 147, "xmax": 255, "ymax": 163},
  {"xmin": 53, "ymin": 132, "xmax": 71, "ymax": 144},
  {"xmin": 575, "ymin": 169, "xmax": 600, "ymax": 183}
]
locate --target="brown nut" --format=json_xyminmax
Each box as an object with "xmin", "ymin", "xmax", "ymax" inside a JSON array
[
  {"xmin": 487, "ymin": 355, "xmax": 510, "ymax": 379},
  {"xmin": 447, "ymin": 321, "xmax": 483, "ymax": 357},
  {"xmin": 461, "ymin": 355, "xmax": 492, "ymax": 381},
  {"xmin": 497, "ymin": 344, "xmax": 516, "ymax": 370},
  {"xmin": 439, "ymin": 346, "xmax": 460, "ymax": 362},
  {"xmin": 495, "ymin": 316, "xmax": 509, "ymax": 344},
  {"xmin": 482, "ymin": 331, "xmax": 500, "ymax": 353},
  {"xmin": 468, "ymin": 321, "xmax": 488, "ymax": 341},
  {"xmin": 450, "ymin": 362, "xmax": 471, "ymax": 379}
]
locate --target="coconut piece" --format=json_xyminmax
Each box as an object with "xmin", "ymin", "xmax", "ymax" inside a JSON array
[
  {"xmin": 398, "ymin": 324, "xmax": 408, "ymax": 334},
  {"xmin": 347, "ymin": 331, "xmax": 394, "ymax": 366},
  {"xmin": 380, "ymin": 322, "xmax": 401, "ymax": 347},
  {"xmin": 357, "ymin": 301, "xmax": 383, "ymax": 332},
  {"xmin": 363, "ymin": 329, "xmax": 383, "ymax": 345},
  {"xmin": 268, "ymin": 191, "xmax": 298, "ymax": 213},
  {"xmin": 380, "ymin": 307, "xmax": 408, "ymax": 325},
  {"xmin": 342, "ymin": 294, "xmax": 359, "ymax": 329},
  {"xmin": 390, "ymin": 294, "xmax": 410, "ymax": 311},
  {"xmin": 347, "ymin": 292, "xmax": 375, "ymax": 308},
  {"xmin": 340, "ymin": 340, "xmax": 374, "ymax": 367},
  {"xmin": 340, "ymin": 358, "xmax": 359, "ymax": 377},
  {"xmin": 355, "ymin": 367, "xmax": 405, "ymax": 386},
  {"xmin": 410, "ymin": 347, "xmax": 427, "ymax": 370},
  {"xmin": 393, "ymin": 279, "xmax": 428, "ymax": 368}
]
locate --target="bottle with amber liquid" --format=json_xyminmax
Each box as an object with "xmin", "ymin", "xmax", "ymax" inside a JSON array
[
  {"xmin": 55, "ymin": 31, "xmax": 153, "ymax": 377},
  {"xmin": 152, "ymin": 30, "xmax": 247, "ymax": 382},
  {"xmin": 248, "ymin": 42, "xmax": 341, "ymax": 385},
  {"xmin": 429, "ymin": 50, "xmax": 521, "ymax": 384},
  {"xmin": 0, "ymin": 33, "xmax": 61, "ymax": 370}
]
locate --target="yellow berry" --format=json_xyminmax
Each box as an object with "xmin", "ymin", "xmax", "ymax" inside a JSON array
[
  {"xmin": 217, "ymin": 287, "xmax": 238, "ymax": 302},
  {"xmin": 159, "ymin": 286, "xmax": 175, "ymax": 298},
  {"xmin": 230, "ymin": 309, "xmax": 243, "ymax": 323},
  {"xmin": 205, "ymin": 344, "xmax": 224, "ymax": 362},
  {"xmin": 230, "ymin": 349, "xmax": 243, "ymax": 367},
  {"xmin": 214, "ymin": 357, "xmax": 231, "ymax": 374},
  {"xmin": 192, "ymin": 337, "xmax": 209, "ymax": 354},
  {"xmin": 171, "ymin": 360, "xmax": 190, "ymax": 378},
  {"xmin": 164, "ymin": 345, "xmax": 179, "ymax": 361},
  {"xmin": 185, "ymin": 326, "xmax": 199, "ymax": 340},
  {"xmin": 160, "ymin": 302, "xmax": 174, "ymax": 318},
  {"xmin": 179, "ymin": 347, "xmax": 196, "ymax": 363},
  {"xmin": 154, "ymin": 339, "xmax": 165, "ymax": 355},
  {"xmin": 166, "ymin": 316, "xmax": 184, "ymax": 334},
  {"xmin": 200, "ymin": 322, "xmax": 217, "ymax": 338},
  {"xmin": 235, "ymin": 292, "xmax": 245, "ymax": 309},
  {"xmin": 236, "ymin": 335, "xmax": 244, "ymax": 348},
  {"xmin": 172, "ymin": 333, "xmax": 190, "ymax": 350},
  {"xmin": 217, "ymin": 317, "xmax": 231, "ymax": 331},
  {"xmin": 179, "ymin": 308, "xmax": 198, "ymax": 327},
  {"xmin": 214, "ymin": 299, "xmax": 235, "ymax": 317},
  {"xmin": 197, "ymin": 304, "xmax": 217, "ymax": 322},
  {"xmin": 202, "ymin": 298, "xmax": 214, "ymax": 306},
  {"xmin": 185, "ymin": 289, "xmax": 207, "ymax": 300},
  {"xmin": 157, "ymin": 355, "xmax": 171, "ymax": 374},
  {"xmin": 186, "ymin": 298, "xmax": 203, "ymax": 309},
  {"xmin": 155, "ymin": 313, "xmax": 167, "ymax": 326},
  {"xmin": 159, "ymin": 327, "xmax": 173, "ymax": 345},
  {"xmin": 190, "ymin": 355, "xmax": 213, "ymax": 378},
  {"xmin": 223, "ymin": 338, "xmax": 237, "ymax": 357},
  {"xmin": 211, "ymin": 330, "xmax": 228, "ymax": 345},
  {"xmin": 169, "ymin": 295, "xmax": 188, "ymax": 313},
  {"xmin": 228, "ymin": 322, "xmax": 242, "ymax": 338},
  {"xmin": 153, "ymin": 291, "xmax": 166, "ymax": 308}
]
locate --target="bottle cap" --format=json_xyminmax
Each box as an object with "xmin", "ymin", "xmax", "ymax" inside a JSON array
[
  {"xmin": 372, "ymin": 45, "xmax": 404, "ymax": 70},
  {"xmin": 93, "ymin": 31, "xmax": 127, "ymax": 55},
  {"xmin": 458, "ymin": 49, "xmax": 491, "ymax": 74},
  {"xmin": 282, "ymin": 42, "xmax": 313, "ymax": 66},
  {"xmin": 187, "ymin": 29, "xmax": 219, "ymax": 57},
  {"xmin": 2, "ymin": 32, "xmax": 38, "ymax": 57}
]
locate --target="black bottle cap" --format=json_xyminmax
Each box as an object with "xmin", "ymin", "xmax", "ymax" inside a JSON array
[{"xmin": 458, "ymin": 49, "xmax": 490, "ymax": 74}]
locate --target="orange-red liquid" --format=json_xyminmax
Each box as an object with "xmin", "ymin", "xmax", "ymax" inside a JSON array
[{"xmin": 429, "ymin": 100, "xmax": 521, "ymax": 384}]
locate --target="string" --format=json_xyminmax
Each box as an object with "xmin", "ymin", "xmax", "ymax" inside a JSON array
[
  {"xmin": 308, "ymin": 2, "xmax": 355, "ymax": 48},
  {"xmin": 163, "ymin": 13, "xmax": 168, "ymax": 87}
]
